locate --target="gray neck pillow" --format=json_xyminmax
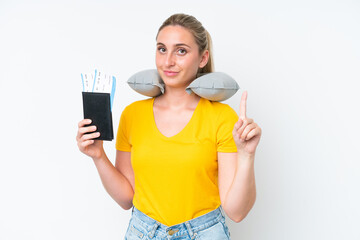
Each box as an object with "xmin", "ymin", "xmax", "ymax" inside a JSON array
[{"xmin": 127, "ymin": 69, "xmax": 240, "ymax": 101}]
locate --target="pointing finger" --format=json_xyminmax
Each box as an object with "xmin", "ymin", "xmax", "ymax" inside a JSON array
[{"xmin": 239, "ymin": 91, "xmax": 247, "ymax": 119}]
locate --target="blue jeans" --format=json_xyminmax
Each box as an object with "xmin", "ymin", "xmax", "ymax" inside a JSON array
[{"xmin": 124, "ymin": 205, "xmax": 231, "ymax": 239}]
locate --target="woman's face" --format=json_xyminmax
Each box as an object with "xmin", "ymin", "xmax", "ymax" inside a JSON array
[{"xmin": 156, "ymin": 25, "xmax": 208, "ymax": 89}]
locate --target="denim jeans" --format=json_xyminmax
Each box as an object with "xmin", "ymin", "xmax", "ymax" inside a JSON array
[{"xmin": 124, "ymin": 205, "xmax": 231, "ymax": 239}]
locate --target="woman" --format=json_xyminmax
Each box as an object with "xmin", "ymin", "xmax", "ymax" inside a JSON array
[{"xmin": 77, "ymin": 13, "xmax": 261, "ymax": 239}]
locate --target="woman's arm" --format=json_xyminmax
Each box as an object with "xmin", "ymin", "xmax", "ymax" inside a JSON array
[
  {"xmin": 92, "ymin": 151, "xmax": 134, "ymax": 210},
  {"xmin": 76, "ymin": 119, "xmax": 134, "ymax": 210},
  {"xmin": 218, "ymin": 91, "xmax": 261, "ymax": 222}
]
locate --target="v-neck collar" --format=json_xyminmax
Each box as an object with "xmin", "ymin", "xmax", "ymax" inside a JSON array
[{"xmin": 151, "ymin": 97, "xmax": 202, "ymax": 139}]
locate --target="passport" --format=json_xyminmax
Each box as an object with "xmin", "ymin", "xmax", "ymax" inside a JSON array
[{"xmin": 82, "ymin": 91, "xmax": 113, "ymax": 141}]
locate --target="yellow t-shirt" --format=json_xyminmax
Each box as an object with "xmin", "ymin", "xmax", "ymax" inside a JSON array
[{"xmin": 116, "ymin": 97, "xmax": 238, "ymax": 226}]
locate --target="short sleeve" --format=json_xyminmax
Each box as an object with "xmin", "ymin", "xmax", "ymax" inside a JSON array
[
  {"xmin": 115, "ymin": 106, "xmax": 132, "ymax": 152},
  {"xmin": 216, "ymin": 105, "xmax": 238, "ymax": 152}
]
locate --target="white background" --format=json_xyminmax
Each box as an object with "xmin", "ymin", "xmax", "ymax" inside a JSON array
[{"xmin": 1, "ymin": 0, "xmax": 359, "ymax": 239}]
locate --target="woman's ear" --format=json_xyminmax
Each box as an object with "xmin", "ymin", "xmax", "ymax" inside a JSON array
[{"xmin": 199, "ymin": 50, "xmax": 209, "ymax": 68}]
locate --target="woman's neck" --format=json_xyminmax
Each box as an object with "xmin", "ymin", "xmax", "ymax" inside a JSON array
[{"xmin": 155, "ymin": 86, "xmax": 200, "ymax": 110}]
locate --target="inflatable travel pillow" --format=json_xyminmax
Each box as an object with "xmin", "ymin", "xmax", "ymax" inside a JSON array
[{"xmin": 127, "ymin": 69, "xmax": 239, "ymax": 101}]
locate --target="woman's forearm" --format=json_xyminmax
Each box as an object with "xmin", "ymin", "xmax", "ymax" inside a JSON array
[
  {"xmin": 225, "ymin": 152, "xmax": 256, "ymax": 222},
  {"xmin": 92, "ymin": 153, "xmax": 134, "ymax": 210}
]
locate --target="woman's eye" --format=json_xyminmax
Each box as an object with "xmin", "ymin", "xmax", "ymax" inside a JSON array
[
  {"xmin": 177, "ymin": 49, "xmax": 187, "ymax": 55},
  {"xmin": 158, "ymin": 47, "xmax": 166, "ymax": 53}
]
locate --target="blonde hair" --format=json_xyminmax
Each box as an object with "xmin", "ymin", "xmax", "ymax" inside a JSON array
[{"xmin": 156, "ymin": 13, "xmax": 214, "ymax": 74}]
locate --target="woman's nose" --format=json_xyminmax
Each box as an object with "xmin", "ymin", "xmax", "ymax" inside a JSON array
[{"xmin": 165, "ymin": 52, "xmax": 175, "ymax": 67}]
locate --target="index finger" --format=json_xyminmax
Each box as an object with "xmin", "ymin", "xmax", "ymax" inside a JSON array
[
  {"xmin": 78, "ymin": 119, "xmax": 92, "ymax": 128},
  {"xmin": 239, "ymin": 91, "xmax": 247, "ymax": 119}
]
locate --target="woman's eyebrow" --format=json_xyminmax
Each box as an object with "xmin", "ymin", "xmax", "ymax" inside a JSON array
[{"xmin": 157, "ymin": 42, "xmax": 191, "ymax": 48}]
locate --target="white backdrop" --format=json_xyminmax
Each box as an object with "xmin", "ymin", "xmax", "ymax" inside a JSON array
[{"xmin": 1, "ymin": 0, "xmax": 359, "ymax": 239}]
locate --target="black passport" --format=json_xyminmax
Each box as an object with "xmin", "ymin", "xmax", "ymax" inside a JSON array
[{"xmin": 82, "ymin": 92, "xmax": 114, "ymax": 141}]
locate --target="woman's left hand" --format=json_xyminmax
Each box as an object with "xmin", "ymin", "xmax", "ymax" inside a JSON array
[{"xmin": 232, "ymin": 91, "xmax": 262, "ymax": 155}]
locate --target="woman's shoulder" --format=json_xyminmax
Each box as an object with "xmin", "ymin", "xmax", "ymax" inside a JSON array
[
  {"xmin": 120, "ymin": 98, "xmax": 153, "ymax": 119},
  {"xmin": 124, "ymin": 97, "xmax": 154, "ymax": 110},
  {"xmin": 199, "ymin": 98, "xmax": 238, "ymax": 126},
  {"xmin": 200, "ymin": 98, "xmax": 236, "ymax": 114}
]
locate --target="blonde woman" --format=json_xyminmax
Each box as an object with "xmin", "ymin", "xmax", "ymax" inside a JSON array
[{"xmin": 77, "ymin": 13, "xmax": 262, "ymax": 239}]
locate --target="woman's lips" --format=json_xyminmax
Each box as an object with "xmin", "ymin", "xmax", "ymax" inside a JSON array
[{"xmin": 164, "ymin": 70, "xmax": 179, "ymax": 77}]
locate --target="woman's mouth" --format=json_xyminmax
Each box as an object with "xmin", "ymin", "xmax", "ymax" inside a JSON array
[{"xmin": 164, "ymin": 70, "xmax": 179, "ymax": 77}]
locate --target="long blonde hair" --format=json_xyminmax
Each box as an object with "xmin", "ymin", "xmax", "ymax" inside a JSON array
[{"xmin": 156, "ymin": 13, "xmax": 214, "ymax": 74}]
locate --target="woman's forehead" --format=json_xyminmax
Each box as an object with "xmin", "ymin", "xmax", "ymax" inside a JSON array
[{"xmin": 156, "ymin": 25, "xmax": 196, "ymax": 47}]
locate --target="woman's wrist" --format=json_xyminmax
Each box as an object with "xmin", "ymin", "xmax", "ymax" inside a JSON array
[
  {"xmin": 92, "ymin": 149, "xmax": 107, "ymax": 162},
  {"xmin": 237, "ymin": 150, "xmax": 255, "ymax": 162}
]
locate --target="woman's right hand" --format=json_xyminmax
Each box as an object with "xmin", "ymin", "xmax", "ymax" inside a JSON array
[{"xmin": 76, "ymin": 119, "xmax": 104, "ymax": 160}]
